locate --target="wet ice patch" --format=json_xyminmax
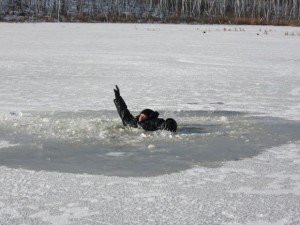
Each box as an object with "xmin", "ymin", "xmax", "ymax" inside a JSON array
[{"xmin": 0, "ymin": 110, "xmax": 299, "ymax": 177}]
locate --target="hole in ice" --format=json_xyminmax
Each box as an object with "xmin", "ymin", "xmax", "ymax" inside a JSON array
[
  {"xmin": 210, "ymin": 102, "xmax": 224, "ymax": 105},
  {"xmin": 187, "ymin": 102, "xmax": 199, "ymax": 105},
  {"xmin": 0, "ymin": 110, "xmax": 299, "ymax": 177}
]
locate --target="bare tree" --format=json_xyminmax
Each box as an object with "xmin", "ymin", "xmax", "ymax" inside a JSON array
[{"xmin": 0, "ymin": 0, "xmax": 299, "ymax": 23}]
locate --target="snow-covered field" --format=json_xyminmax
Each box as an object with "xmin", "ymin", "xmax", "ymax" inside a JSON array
[{"xmin": 0, "ymin": 23, "xmax": 300, "ymax": 224}]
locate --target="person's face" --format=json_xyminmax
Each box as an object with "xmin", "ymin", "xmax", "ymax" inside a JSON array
[{"xmin": 138, "ymin": 113, "xmax": 148, "ymax": 122}]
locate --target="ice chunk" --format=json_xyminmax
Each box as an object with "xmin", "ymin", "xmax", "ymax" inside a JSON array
[{"xmin": 148, "ymin": 144, "xmax": 155, "ymax": 149}]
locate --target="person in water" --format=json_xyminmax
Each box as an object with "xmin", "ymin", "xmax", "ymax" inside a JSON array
[{"xmin": 113, "ymin": 85, "xmax": 177, "ymax": 132}]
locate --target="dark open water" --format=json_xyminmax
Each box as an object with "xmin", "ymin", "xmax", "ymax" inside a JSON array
[{"xmin": 0, "ymin": 110, "xmax": 299, "ymax": 177}]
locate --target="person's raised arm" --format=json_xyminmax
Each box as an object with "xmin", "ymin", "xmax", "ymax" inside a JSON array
[{"xmin": 113, "ymin": 85, "xmax": 137, "ymax": 127}]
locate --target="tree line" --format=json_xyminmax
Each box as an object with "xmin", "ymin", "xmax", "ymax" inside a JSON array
[{"xmin": 0, "ymin": 0, "xmax": 299, "ymax": 24}]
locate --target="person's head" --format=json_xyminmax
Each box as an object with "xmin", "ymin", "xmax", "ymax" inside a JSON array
[
  {"xmin": 138, "ymin": 109, "xmax": 154, "ymax": 122},
  {"xmin": 164, "ymin": 118, "xmax": 177, "ymax": 132}
]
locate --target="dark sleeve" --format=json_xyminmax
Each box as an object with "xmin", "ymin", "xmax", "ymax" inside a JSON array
[
  {"xmin": 156, "ymin": 119, "xmax": 166, "ymax": 130},
  {"xmin": 139, "ymin": 118, "xmax": 166, "ymax": 131},
  {"xmin": 114, "ymin": 95, "xmax": 138, "ymax": 128}
]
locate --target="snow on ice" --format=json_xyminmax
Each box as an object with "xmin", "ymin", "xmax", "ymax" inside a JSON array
[{"xmin": 0, "ymin": 23, "xmax": 300, "ymax": 224}]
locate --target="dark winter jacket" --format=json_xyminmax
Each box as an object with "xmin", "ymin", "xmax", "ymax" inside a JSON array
[{"xmin": 114, "ymin": 95, "xmax": 166, "ymax": 131}]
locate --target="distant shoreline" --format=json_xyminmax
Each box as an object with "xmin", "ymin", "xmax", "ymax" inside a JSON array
[
  {"xmin": 1, "ymin": 0, "xmax": 300, "ymax": 27},
  {"xmin": 1, "ymin": 17, "xmax": 299, "ymax": 26}
]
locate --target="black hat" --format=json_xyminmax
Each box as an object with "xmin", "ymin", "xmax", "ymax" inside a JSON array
[
  {"xmin": 140, "ymin": 109, "xmax": 154, "ymax": 117},
  {"xmin": 164, "ymin": 118, "xmax": 177, "ymax": 132}
]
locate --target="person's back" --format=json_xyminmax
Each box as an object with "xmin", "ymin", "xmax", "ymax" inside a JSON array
[{"xmin": 113, "ymin": 85, "xmax": 177, "ymax": 132}]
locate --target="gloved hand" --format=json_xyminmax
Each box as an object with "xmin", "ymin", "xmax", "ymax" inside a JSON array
[
  {"xmin": 114, "ymin": 85, "xmax": 120, "ymax": 98},
  {"xmin": 164, "ymin": 118, "xmax": 177, "ymax": 132}
]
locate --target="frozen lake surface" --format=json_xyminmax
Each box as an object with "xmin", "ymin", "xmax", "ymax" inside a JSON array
[{"xmin": 0, "ymin": 23, "xmax": 300, "ymax": 224}]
